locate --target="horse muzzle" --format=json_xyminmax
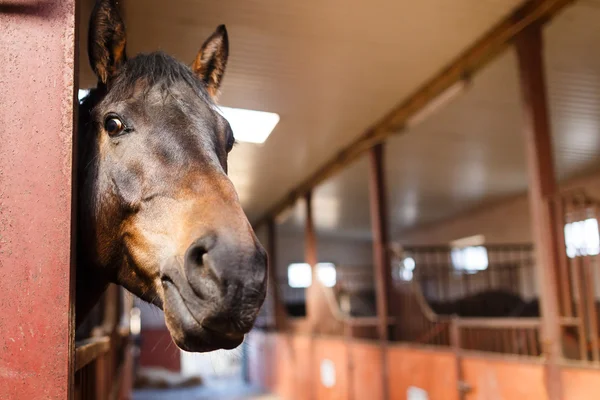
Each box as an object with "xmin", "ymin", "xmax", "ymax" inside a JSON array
[{"xmin": 160, "ymin": 232, "xmax": 268, "ymax": 352}]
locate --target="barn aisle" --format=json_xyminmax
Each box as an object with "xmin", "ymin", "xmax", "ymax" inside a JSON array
[{"xmin": 133, "ymin": 379, "xmax": 280, "ymax": 400}]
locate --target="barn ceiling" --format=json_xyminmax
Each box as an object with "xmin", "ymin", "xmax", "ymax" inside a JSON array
[
  {"xmin": 78, "ymin": 1, "xmax": 599, "ymax": 240},
  {"xmin": 78, "ymin": 0, "xmax": 526, "ymax": 224},
  {"xmin": 277, "ymin": 0, "xmax": 600, "ymax": 239}
]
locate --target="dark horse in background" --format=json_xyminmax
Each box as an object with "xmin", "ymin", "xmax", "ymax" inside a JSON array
[{"xmin": 76, "ymin": 0, "xmax": 267, "ymax": 352}]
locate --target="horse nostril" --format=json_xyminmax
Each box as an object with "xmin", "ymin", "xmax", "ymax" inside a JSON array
[
  {"xmin": 188, "ymin": 245, "xmax": 207, "ymax": 267},
  {"xmin": 185, "ymin": 234, "xmax": 216, "ymax": 269}
]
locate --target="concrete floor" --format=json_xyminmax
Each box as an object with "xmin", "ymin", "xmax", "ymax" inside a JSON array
[{"xmin": 133, "ymin": 380, "xmax": 280, "ymax": 400}]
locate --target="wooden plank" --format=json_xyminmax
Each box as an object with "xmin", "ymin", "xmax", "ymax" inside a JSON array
[
  {"xmin": 387, "ymin": 347, "xmax": 459, "ymax": 400},
  {"xmin": 350, "ymin": 342, "xmax": 384, "ymax": 400},
  {"xmin": 456, "ymin": 318, "xmax": 541, "ymax": 329},
  {"xmin": 0, "ymin": 1, "xmax": 77, "ymax": 398},
  {"xmin": 254, "ymin": 0, "xmax": 575, "ymax": 228},
  {"xmin": 562, "ymin": 367, "xmax": 600, "ymax": 399},
  {"xmin": 515, "ymin": 24, "xmax": 563, "ymax": 400},
  {"xmin": 462, "ymin": 358, "xmax": 546, "ymax": 399},
  {"xmin": 313, "ymin": 338, "xmax": 349, "ymax": 400},
  {"xmin": 74, "ymin": 337, "xmax": 111, "ymax": 372}
]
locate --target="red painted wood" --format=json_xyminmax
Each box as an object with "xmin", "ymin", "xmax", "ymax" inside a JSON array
[
  {"xmin": 139, "ymin": 329, "xmax": 181, "ymax": 372},
  {"xmin": 0, "ymin": 1, "xmax": 77, "ymax": 398},
  {"xmin": 516, "ymin": 26, "xmax": 563, "ymax": 400}
]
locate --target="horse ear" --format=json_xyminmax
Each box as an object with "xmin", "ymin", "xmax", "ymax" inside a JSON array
[
  {"xmin": 192, "ymin": 25, "xmax": 229, "ymax": 98},
  {"xmin": 88, "ymin": 0, "xmax": 127, "ymax": 85}
]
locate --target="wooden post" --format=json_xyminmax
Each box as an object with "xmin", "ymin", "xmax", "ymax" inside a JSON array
[
  {"xmin": 267, "ymin": 218, "xmax": 287, "ymax": 330},
  {"xmin": 515, "ymin": 25, "xmax": 563, "ymax": 400},
  {"xmin": 304, "ymin": 191, "xmax": 325, "ymax": 334},
  {"xmin": 303, "ymin": 193, "xmax": 318, "ymax": 400},
  {"xmin": 0, "ymin": 1, "xmax": 77, "ymax": 398},
  {"xmin": 369, "ymin": 144, "xmax": 392, "ymax": 341},
  {"xmin": 368, "ymin": 143, "xmax": 391, "ymax": 400}
]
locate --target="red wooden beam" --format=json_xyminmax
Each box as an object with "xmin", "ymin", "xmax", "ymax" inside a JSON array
[
  {"xmin": 515, "ymin": 25, "xmax": 563, "ymax": 400},
  {"xmin": 0, "ymin": 1, "xmax": 77, "ymax": 398}
]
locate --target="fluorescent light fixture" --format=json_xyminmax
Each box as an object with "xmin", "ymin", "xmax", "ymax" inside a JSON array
[
  {"xmin": 316, "ymin": 262, "xmax": 337, "ymax": 288},
  {"xmin": 451, "ymin": 246, "xmax": 489, "ymax": 273},
  {"xmin": 406, "ymin": 80, "xmax": 467, "ymax": 128},
  {"xmin": 287, "ymin": 262, "xmax": 337, "ymax": 288},
  {"xmin": 565, "ymin": 218, "xmax": 600, "ymax": 258},
  {"xmin": 288, "ymin": 263, "xmax": 312, "ymax": 288},
  {"xmin": 215, "ymin": 106, "xmax": 280, "ymax": 144}
]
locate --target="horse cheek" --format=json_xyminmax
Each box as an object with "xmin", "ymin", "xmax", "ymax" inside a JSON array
[{"xmin": 113, "ymin": 169, "xmax": 143, "ymax": 210}]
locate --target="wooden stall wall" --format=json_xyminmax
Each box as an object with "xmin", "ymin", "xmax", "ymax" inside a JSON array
[
  {"xmin": 350, "ymin": 341, "xmax": 384, "ymax": 400},
  {"xmin": 248, "ymin": 331, "xmax": 600, "ymax": 400},
  {"xmin": 387, "ymin": 346, "xmax": 458, "ymax": 400},
  {"xmin": 461, "ymin": 357, "xmax": 546, "ymax": 400},
  {"xmin": 313, "ymin": 338, "xmax": 349, "ymax": 400},
  {"xmin": 561, "ymin": 367, "xmax": 600, "ymax": 399}
]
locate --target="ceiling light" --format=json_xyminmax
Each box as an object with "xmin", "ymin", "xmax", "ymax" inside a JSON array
[
  {"xmin": 78, "ymin": 89, "xmax": 90, "ymax": 102},
  {"xmin": 216, "ymin": 106, "xmax": 280, "ymax": 144}
]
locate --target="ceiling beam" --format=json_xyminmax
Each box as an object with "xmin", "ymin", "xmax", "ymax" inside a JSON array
[{"xmin": 254, "ymin": 0, "xmax": 575, "ymax": 228}]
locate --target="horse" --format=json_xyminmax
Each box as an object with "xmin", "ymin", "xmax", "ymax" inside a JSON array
[{"xmin": 76, "ymin": 0, "xmax": 267, "ymax": 352}]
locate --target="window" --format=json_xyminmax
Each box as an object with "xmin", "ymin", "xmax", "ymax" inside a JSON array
[
  {"xmin": 398, "ymin": 256, "xmax": 415, "ymax": 281},
  {"xmin": 564, "ymin": 217, "xmax": 600, "ymax": 258},
  {"xmin": 317, "ymin": 263, "xmax": 337, "ymax": 287},
  {"xmin": 287, "ymin": 263, "xmax": 337, "ymax": 288},
  {"xmin": 451, "ymin": 246, "xmax": 488, "ymax": 273}
]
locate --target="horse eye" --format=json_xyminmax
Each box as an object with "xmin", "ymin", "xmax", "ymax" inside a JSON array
[
  {"xmin": 225, "ymin": 126, "xmax": 235, "ymax": 153},
  {"xmin": 104, "ymin": 117, "xmax": 124, "ymax": 136},
  {"xmin": 226, "ymin": 134, "xmax": 235, "ymax": 153}
]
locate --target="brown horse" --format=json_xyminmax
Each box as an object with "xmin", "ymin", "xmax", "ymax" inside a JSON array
[{"xmin": 77, "ymin": 0, "xmax": 267, "ymax": 352}]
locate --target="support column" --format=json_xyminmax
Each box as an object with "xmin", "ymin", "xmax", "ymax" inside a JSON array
[
  {"xmin": 0, "ymin": 1, "xmax": 77, "ymax": 398},
  {"xmin": 304, "ymin": 192, "xmax": 322, "ymax": 332},
  {"xmin": 369, "ymin": 143, "xmax": 391, "ymax": 400},
  {"xmin": 267, "ymin": 218, "xmax": 287, "ymax": 330},
  {"xmin": 369, "ymin": 144, "xmax": 392, "ymax": 341},
  {"xmin": 515, "ymin": 25, "xmax": 563, "ymax": 400}
]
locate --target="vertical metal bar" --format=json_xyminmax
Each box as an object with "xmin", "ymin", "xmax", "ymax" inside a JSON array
[
  {"xmin": 503, "ymin": 329, "xmax": 510, "ymax": 354},
  {"xmin": 516, "ymin": 25, "xmax": 563, "ymax": 399},
  {"xmin": 518, "ymin": 329, "xmax": 526, "ymax": 356},
  {"xmin": 527, "ymin": 329, "xmax": 536, "ymax": 356}
]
